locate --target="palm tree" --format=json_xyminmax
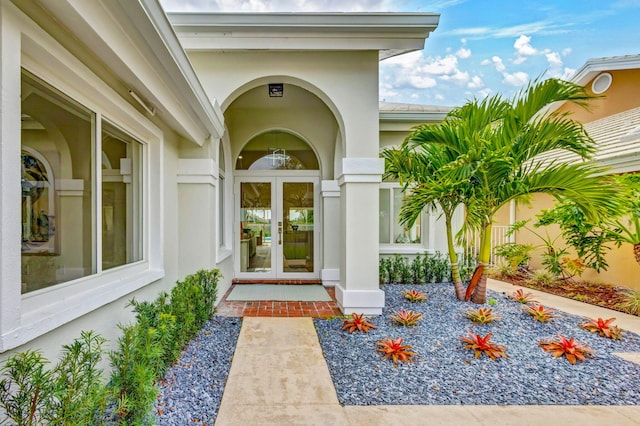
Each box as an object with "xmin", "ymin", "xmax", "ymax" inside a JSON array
[
  {"xmin": 382, "ymin": 143, "xmax": 470, "ymax": 300},
  {"xmin": 404, "ymin": 77, "xmax": 618, "ymax": 303}
]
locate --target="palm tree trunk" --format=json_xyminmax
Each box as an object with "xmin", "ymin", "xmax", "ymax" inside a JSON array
[
  {"xmin": 445, "ymin": 212, "xmax": 465, "ymax": 300},
  {"xmin": 466, "ymin": 223, "xmax": 492, "ymax": 304},
  {"xmin": 634, "ymin": 242, "xmax": 640, "ymax": 266}
]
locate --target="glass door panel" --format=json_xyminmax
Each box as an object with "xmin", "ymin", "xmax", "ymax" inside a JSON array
[
  {"xmin": 239, "ymin": 182, "xmax": 272, "ymax": 273},
  {"xmin": 282, "ymin": 182, "xmax": 314, "ymax": 273}
]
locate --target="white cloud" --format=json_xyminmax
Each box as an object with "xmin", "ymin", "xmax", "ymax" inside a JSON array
[
  {"xmin": 513, "ymin": 35, "xmax": 538, "ymax": 64},
  {"xmin": 490, "ymin": 56, "xmax": 506, "ymax": 72},
  {"xmin": 545, "ymin": 51, "xmax": 562, "ymax": 68},
  {"xmin": 476, "ymin": 88, "xmax": 492, "ymax": 98},
  {"xmin": 420, "ymin": 55, "xmax": 459, "ymax": 75},
  {"xmin": 456, "ymin": 47, "xmax": 472, "ymax": 59},
  {"xmin": 467, "ymin": 75, "xmax": 483, "ymax": 89},
  {"xmin": 502, "ymin": 71, "xmax": 529, "ymax": 86},
  {"xmin": 440, "ymin": 70, "xmax": 470, "ymax": 85},
  {"xmin": 407, "ymin": 75, "xmax": 438, "ymax": 89}
]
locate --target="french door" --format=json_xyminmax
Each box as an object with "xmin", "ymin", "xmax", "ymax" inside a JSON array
[{"xmin": 235, "ymin": 176, "xmax": 319, "ymax": 279}]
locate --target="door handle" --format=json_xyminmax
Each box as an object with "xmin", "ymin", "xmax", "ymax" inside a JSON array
[{"xmin": 278, "ymin": 221, "xmax": 283, "ymax": 245}]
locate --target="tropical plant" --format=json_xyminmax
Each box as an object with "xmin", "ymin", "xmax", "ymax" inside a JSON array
[
  {"xmin": 508, "ymin": 289, "xmax": 537, "ymax": 304},
  {"xmin": 342, "ymin": 313, "xmax": 377, "ymax": 333},
  {"xmin": 526, "ymin": 269, "xmax": 558, "ymax": 287},
  {"xmin": 493, "ymin": 242, "xmax": 534, "ymax": 273},
  {"xmin": 389, "ymin": 309, "xmax": 423, "ymax": 327},
  {"xmin": 402, "ymin": 77, "xmax": 617, "ymax": 304},
  {"xmin": 404, "ymin": 289, "xmax": 428, "ymax": 302},
  {"xmin": 579, "ymin": 317, "xmax": 623, "ymax": 340},
  {"xmin": 460, "ymin": 332, "xmax": 508, "ymax": 360},
  {"xmin": 465, "ymin": 307, "xmax": 501, "ymax": 324},
  {"xmin": 618, "ymin": 289, "xmax": 640, "ymax": 315},
  {"xmin": 524, "ymin": 304, "xmax": 558, "ymax": 322},
  {"xmin": 376, "ymin": 337, "xmax": 418, "ymax": 366},
  {"xmin": 538, "ymin": 335, "xmax": 592, "ymax": 364},
  {"xmin": 537, "ymin": 174, "xmax": 640, "ymax": 271},
  {"xmin": 382, "ymin": 142, "xmax": 470, "ymax": 299}
]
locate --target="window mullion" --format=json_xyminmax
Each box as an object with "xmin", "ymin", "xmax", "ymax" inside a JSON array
[{"xmin": 95, "ymin": 114, "xmax": 102, "ymax": 274}]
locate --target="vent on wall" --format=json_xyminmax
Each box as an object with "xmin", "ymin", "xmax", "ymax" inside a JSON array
[{"xmin": 592, "ymin": 73, "xmax": 612, "ymax": 94}]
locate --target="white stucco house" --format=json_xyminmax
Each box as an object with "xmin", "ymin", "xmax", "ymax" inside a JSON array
[{"xmin": 1, "ymin": 0, "xmax": 456, "ymax": 360}]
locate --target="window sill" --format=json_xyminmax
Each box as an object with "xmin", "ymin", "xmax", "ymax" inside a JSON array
[
  {"xmin": 216, "ymin": 247, "xmax": 232, "ymax": 264},
  {"xmin": 379, "ymin": 246, "xmax": 433, "ymax": 255},
  {"xmin": 1, "ymin": 267, "xmax": 164, "ymax": 352}
]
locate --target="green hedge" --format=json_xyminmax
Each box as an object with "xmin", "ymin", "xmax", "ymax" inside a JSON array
[{"xmin": 0, "ymin": 269, "xmax": 220, "ymax": 425}]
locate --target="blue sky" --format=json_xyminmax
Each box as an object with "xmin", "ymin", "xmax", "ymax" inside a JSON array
[{"xmin": 160, "ymin": 0, "xmax": 640, "ymax": 107}]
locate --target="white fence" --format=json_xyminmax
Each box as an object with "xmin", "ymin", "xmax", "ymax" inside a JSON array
[{"xmin": 465, "ymin": 225, "xmax": 511, "ymax": 265}]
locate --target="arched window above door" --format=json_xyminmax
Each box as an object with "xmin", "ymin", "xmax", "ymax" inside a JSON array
[{"xmin": 236, "ymin": 131, "xmax": 319, "ymax": 171}]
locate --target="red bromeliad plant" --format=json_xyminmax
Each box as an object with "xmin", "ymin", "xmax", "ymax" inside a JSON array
[
  {"xmin": 376, "ymin": 337, "xmax": 417, "ymax": 366},
  {"xmin": 460, "ymin": 332, "xmax": 508, "ymax": 360},
  {"xmin": 579, "ymin": 317, "xmax": 623, "ymax": 340},
  {"xmin": 508, "ymin": 289, "xmax": 537, "ymax": 304},
  {"xmin": 465, "ymin": 307, "xmax": 501, "ymax": 324},
  {"xmin": 389, "ymin": 309, "xmax": 423, "ymax": 327},
  {"xmin": 404, "ymin": 289, "xmax": 428, "ymax": 302},
  {"xmin": 342, "ymin": 313, "xmax": 377, "ymax": 333},
  {"xmin": 539, "ymin": 334, "xmax": 592, "ymax": 364},
  {"xmin": 523, "ymin": 304, "xmax": 558, "ymax": 323}
]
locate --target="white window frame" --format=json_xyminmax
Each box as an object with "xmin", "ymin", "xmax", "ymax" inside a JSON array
[
  {"xmin": 0, "ymin": 3, "xmax": 163, "ymax": 351},
  {"xmin": 216, "ymin": 137, "xmax": 232, "ymax": 262},
  {"xmin": 378, "ymin": 182, "xmax": 431, "ymax": 255}
]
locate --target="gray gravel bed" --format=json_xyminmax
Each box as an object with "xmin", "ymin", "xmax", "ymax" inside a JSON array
[
  {"xmin": 314, "ymin": 283, "xmax": 640, "ymax": 406},
  {"xmin": 155, "ymin": 316, "xmax": 241, "ymax": 425}
]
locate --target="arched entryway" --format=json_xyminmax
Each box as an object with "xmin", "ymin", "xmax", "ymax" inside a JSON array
[{"xmin": 225, "ymin": 81, "xmax": 338, "ymax": 282}]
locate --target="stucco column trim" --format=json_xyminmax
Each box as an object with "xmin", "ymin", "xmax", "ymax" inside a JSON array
[
  {"xmin": 177, "ymin": 158, "xmax": 217, "ymax": 186},
  {"xmin": 335, "ymin": 286, "xmax": 385, "ymax": 315},
  {"xmin": 337, "ymin": 157, "xmax": 384, "ymax": 185},
  {"xmin": 321, "ymin": 180, "xmax": 340, "ymax": 197}
]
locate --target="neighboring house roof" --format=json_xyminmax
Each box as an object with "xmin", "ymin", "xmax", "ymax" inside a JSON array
[
  {"xmin": 569, "ymin": 54, "xmax": 640, "ymax": 86},
  {"xmin": 168, "ymin": 12, "xmax": 440, "ymax": 60},
  {"xmin": 379, "ymin": 102, "xmax": 451, "ymax": 124},
  {"xmin": 536, "ymin": 54, "xmax": 640, "ymax": 173},
  {"xmin": 538, "ymin": 106, "xmax": 640, "ymax": 173}
]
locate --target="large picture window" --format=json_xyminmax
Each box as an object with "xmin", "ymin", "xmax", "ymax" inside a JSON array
[
  {"xmin": 21, "ymin": 69, "xmax": 144, "ymax": 293},
  {"xmin": 379, "ymin": 185, "xmax": 421, "ymax": 245}
]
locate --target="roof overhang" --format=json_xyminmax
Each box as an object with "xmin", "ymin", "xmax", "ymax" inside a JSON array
[
  {"xmin": 23, "ymin": 0, "xmax": 224, "ymax": 145},
  {"xmin": 569, "ymin": 54, "xmax": 640, "ymax": 85},
  {"xmin": 168, "ymin": 12, "xmax": 440, "ymax": 60}
]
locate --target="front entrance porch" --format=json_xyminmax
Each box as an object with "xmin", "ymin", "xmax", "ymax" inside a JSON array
[{"xmin": 216, "ymin": 283, "xmax": 341, "ymax": 317}]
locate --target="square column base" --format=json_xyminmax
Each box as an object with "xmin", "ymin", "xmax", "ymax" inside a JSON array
[{"xmin": 335, "ymin": 285, "xmax": 385, "ymax": 315}]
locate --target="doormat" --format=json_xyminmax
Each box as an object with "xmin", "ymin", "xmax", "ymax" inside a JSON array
[{"xmin": 226, "ymin": 284, "xmax": 332, "ymax": 302}]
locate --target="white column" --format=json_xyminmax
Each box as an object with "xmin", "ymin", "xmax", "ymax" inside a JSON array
[
  {"xmin": 335, "ymin": 158, "xmax": 385, "ymax": 315},
  {"xmin": 177, "ymin": 158, "xmax": 217, "ymax": 277},
  {"xmin": 320, "ymin": 180, "xmax": 340, "ymax": 286}
]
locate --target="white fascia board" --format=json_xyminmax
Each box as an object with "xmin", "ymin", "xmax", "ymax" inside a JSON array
[
  {"xmin": 169, "ymin": 12, "xmax": 439, "ymax": 57},
  {"xmin": 569, "ymin": 54, "xmax": 640, "ymax": 85},
  {"xmin": 137, "ymin": 0, "xmax": 224, "ymax": 138},
  {"xmin": 35, "ymin": 0, "xmax": 223, "ymax": 144}
]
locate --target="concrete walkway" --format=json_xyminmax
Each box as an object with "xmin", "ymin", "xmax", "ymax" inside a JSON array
[{"xmin": 215, "ymin": 281, "xmax": 640, "ymax": 426}]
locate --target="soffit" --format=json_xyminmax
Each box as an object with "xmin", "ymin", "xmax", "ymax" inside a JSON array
[
  {"xmin": 168, "ymin": 12, "xmax": 440, "ymax": 60},
  {"xmin": 22, "ymin": 0, "xmax": 224, "ymax": 144}
]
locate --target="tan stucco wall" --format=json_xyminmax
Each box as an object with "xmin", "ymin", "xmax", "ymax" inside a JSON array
[
  {"xmin": 515, "ymin": 193, "xmax": 640, "ymax": 291},
  {"xmin": 556, "ymin": 69, "xmax": 640, "ymax": 123}
]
